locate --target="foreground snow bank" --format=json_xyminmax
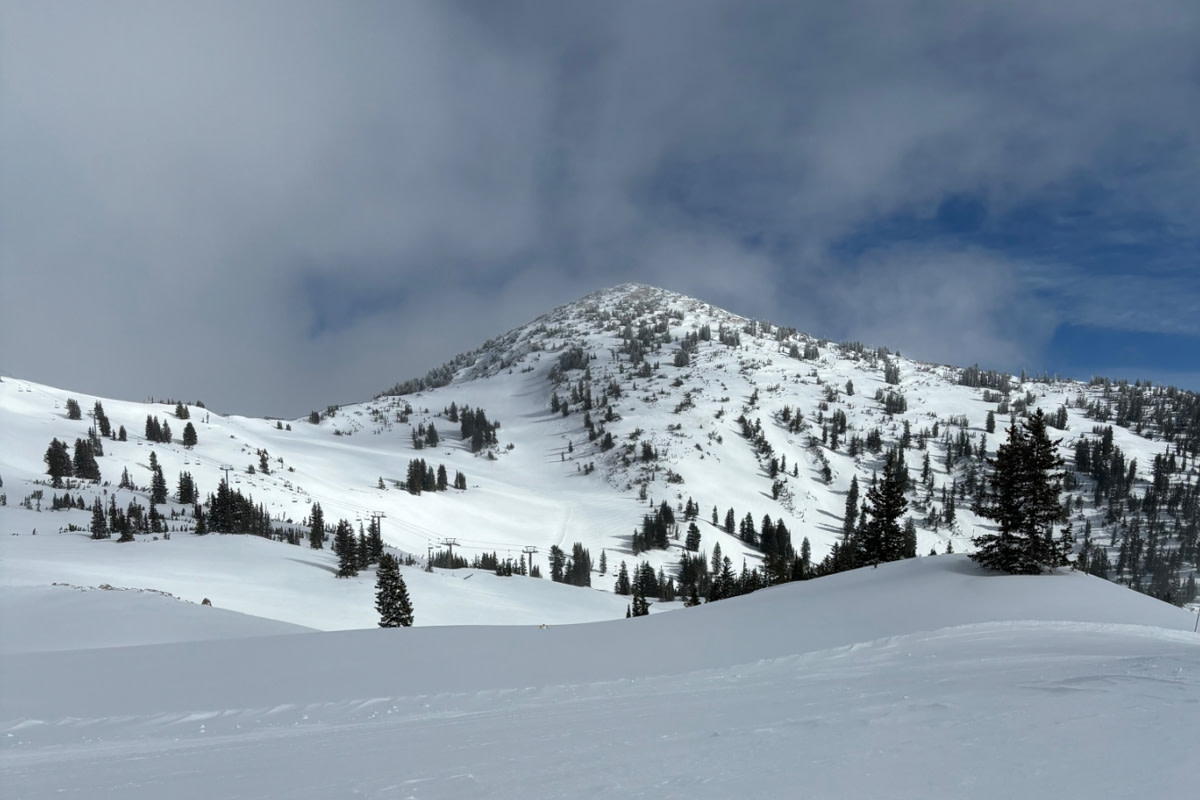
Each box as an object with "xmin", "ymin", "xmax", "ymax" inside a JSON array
[
  {"xmin": 0, "ymin": 585, "xmax": 311, "ymax": 654},
  {"xmin": 2, "ymin": 556, "xmax": 1197, "ymax": 800}
]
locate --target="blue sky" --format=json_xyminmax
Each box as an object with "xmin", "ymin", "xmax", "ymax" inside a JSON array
[{"xmin": 2, "ymin": 0, "xmax": 1198, "ymax": 415}]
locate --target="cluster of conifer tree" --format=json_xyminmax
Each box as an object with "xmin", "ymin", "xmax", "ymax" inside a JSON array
[
  {"xmin": 176, "ymin": 471, "xmax": 197, "ymax": 504},
  {"xmin": 411, "ymin": 421, "xmax": 439, "ymax": 449},
  {"xmin": 197, "ymin": 480, "xmax": 276, "ymax": 537},
  {"xmin": 455, "ymin": 404, "xmax": 498, "ymax": 453},
  {"xmin": 43, "ymin": 438, "xmax": 102, "ymax": 485},
  {"xmin": 632, "ymin": 501, "xmax": 675, "ymax": 553},
  {"xmin": 92, "ymin": 401, "xmax": 112, "ymax": 437},
  {"xmin": 1064, "ymin": 385, "xmax": 1200, "ymax": 603},
  {"xmin": 958, "ymin": 364, "xmax": 1013, "ymax": 392},
  {"xmin": 548, "ymin": 542, "xmax": 593, "ymax": 586},
  {"xmin": 144, "ymin": 415, "xmax": 172, "ymax": 444},
  {"xmin": 614, "ymin": 558, "xmax": 676, "ymax": 603},
  {"xmin": 818, "ymin": 448, "xmax": 917, "ymax": 575},
  {"xmin": 50, "ymin": 492, "xmax": 88, "ymax": 510},
  {"xmin": 471, "ymin": 551, "xmax": 541, "ymax": 577},
  {"xmin": 970, "ymin": 410, "xmax": 1074, "ymax": 574},
  {"xmin": 332, "ymin": 516, "xmax": 385, "ymax": 578},
  {"xmin": 738, "ymin": 414, "xmax": 775, "ymax": 461},
  {"xmin": 1082, "ymin": 377, "xmax": 1200, "ymax": 450},
  {"xmin": 672, "ymin": 537, "xmax": 812, "ymax": 607},
  {"xmin": 427, "ymin": 548, "xmax": 469, "ymax": 569},
  {"xmin": 404, "ymin": 458, "xmax": 466, "ymax": 494},
  {"xmin": 876, "ymin": 388, "xmax": 908, "ymax": 416},
  {"xmin": 377, "ymin": 348, "xmax": 478, "ymax": 397},
  {"xmin": 148, "ymin": 452, "xmax": 168, "ymax": 504}
]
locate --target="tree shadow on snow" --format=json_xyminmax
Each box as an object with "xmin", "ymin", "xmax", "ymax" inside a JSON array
[{"xmin": 286, "ymin": 557, "xmax": 338, "ymax": 576}]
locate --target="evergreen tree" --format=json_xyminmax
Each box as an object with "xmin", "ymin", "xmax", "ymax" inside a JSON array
[
  {"xmin": 406, "ymin": 459, "xmax": 425, "ymax": 495},
  {"xmin": 859, "ymin": 449, "xmax": 909, "ymax": 565},
  {"xmin": 685, "ymin": 522, "xmax": 701, "ymax": 552},
  {"xmin": 739, "ymin": 512, "xmax": 758, "ymax": 546},
  {"xmin": 66, "ymin": 398, "xmax": 82, "ymax": 420},
  {"xmin": 842, "ymin": 474, "xmax": 859, "ymax": 545},
  {"xmin": 118, "ymin": 425, "xmax": 127, "ymax": 442},
  {"xmin": 569, "ymin": 542, "xmax": 593, "ymax": 587},
  {"xmin": 72, "ymin": 438, "xmax": 101, "ymax": 481},
  {"xmin": 93, "ymin": 401, "xmax": 111, "ymax": 437},
  {"xmin": 182, "ymin": 422, "xmax": 197, "ymax": 447},
  {"xmin": 614, "ymin": 560, "xmax": 631, "ymax": 595},
  {"xmin": 44, "ymin": 438, "xmax": 74, "ymax": 487},
  {"xmin": 375, "ymin": 554, "xmax": 414, "ymax": 627},
  {"xmin": 549, "ymin": 545, "xmax": 566, "ymax": 582},
  {"xmin": 367, "ymin": 517, "xmax": 384, "ymax": 565},
  {"xmin": 90, "ymin": 496, "xmax": 108, "ymax": 540},
  {"xmin": 972, "ymin": 409, "xmax": 1070, "ymax": 574},
  {"xmin": 353, "ymin": 533, "xmax": 372, "ymax": 569},
  {"xmin": 308, "ymin": 502, "xmax": 325, "ymax": 549},
  {"xmin": 630, "ymin": 582, "xmax": 649, "ymax": 617},
  {"xmin": 117, "ymin": 514, "xmax": 135, "ymax": 542},
  {"xmin": 150, "ymin": 461, "xmax": 168, "ymax": 505},
  {"xmin": 334, "ymin": 519, "xmax": 358, "ymax": 577},
  {"xmin": 177, "ymin": 471, "xmax": 196, "ymax": 504}
]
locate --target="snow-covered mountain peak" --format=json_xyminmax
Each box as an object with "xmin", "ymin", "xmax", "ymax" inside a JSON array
[{"xmin": 1, "ymin": 284, "xmax": 1197, "ymax": 634}]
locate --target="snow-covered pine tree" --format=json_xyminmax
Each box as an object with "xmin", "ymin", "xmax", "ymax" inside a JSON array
[
  {"xmin": 375, "ymin": 554, "xmax": 414, "ymax": 627},
  {"xmin": 972, "ymin": 409, "xmax": 1070, "ymax": 574}
]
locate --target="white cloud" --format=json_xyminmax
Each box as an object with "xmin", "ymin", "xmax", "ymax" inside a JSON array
[{"xmin": 2, "ymin": 0, "xmax": 1197, "ymax": 414}]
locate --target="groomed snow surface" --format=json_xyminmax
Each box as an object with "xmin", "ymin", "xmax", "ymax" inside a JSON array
[{"xmin": 3, "ymin": 556, "xmax": 1197, "ymax": 799}]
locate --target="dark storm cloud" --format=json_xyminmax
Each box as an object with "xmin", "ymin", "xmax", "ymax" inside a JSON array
[{"xmin": 2, "ymin": 0, "xmax": 1197, "ymax": 415}]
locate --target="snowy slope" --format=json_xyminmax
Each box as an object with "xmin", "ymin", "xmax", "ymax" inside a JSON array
[
  {"xmin": 2, "ymin": 557, "xmax": 1197, "ymax": 799},
  {"xmin": 1, "ymin": 283, "xmax": 1197, "ymax": 629},
  {"xmin": 0, "ymin": 584, "xmax": 312, "ymax": 654}
]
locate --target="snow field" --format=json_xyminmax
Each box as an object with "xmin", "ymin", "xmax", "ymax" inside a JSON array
[{"xmin": 2, "ymin": 556, "xmax": 1197, "ymax": 799}]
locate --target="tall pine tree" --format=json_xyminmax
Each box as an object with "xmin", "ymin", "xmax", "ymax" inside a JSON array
[
  {"xmin": 334, "ymin": 519, "xmax": 358, "ymax": 577},
  {"xmin": 375, "ymin": 554, "xmax": 414, "ymax": 627},
  {"xmin": 972, "ymin": 409, "xmax": 1071, "ymax": 574},
  {"xmin": 308, "ymin": 502, "xmax": 325, "ymax": 549},
  {"xmin": 90, "ymin": 496, "xmax": 108, "ymax": 540},
  {"xmin": 859, "ymin": 449, "xmax": 909, "ymax": 566}
]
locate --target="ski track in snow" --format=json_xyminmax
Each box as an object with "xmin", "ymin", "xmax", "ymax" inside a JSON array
[{"xmin": 3, "ymin": 622, "xmax": 1197, "ymax": 800}]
